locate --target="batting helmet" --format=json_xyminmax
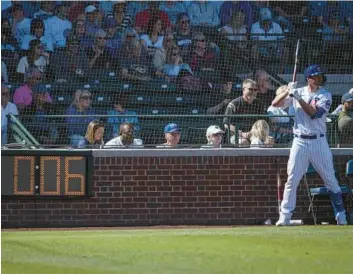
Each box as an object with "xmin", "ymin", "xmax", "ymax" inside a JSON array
[{"xmin": 304, "ymin": 64, "xmax": 326, "ymax": 84}]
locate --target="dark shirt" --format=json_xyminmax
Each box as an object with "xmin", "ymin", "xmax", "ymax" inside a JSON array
[
  {"xmin": 223, "ymin": 96, "xmax": 262, "ymax": 132},
  {"xmin": 269, "ymin": 1, "xmax": 306, "ymax": 16},
  {"xmin": 86, "ymin": 47, "xmax": 113, "ymax": 69},
  {"xmin": 254, "ymin": 92, "xmax": 274, "ymax": 114},
  {"xmin": 120, "ymin": 54, "xmax": 153, "ymax": 79}
]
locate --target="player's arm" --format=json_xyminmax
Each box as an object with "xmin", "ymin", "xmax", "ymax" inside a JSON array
[{"xmin": 296, "ymin": 99, "xmax": 318, "ymax": 118}]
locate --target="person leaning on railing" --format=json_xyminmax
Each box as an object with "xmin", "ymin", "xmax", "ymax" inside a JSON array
[{"xmin": 78, "ymin": 120, "xmax": 105, "ymax": 149}]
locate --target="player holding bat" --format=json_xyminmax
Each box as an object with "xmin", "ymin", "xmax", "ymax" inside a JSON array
[{"xmin": 272, "ymin": 64, "xmax": 348, "ymax": 226}]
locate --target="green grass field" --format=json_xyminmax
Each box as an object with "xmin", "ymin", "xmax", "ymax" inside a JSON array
[{"xmin": 2, "ymin": 226, "xmax": 353, "ymax": 274}]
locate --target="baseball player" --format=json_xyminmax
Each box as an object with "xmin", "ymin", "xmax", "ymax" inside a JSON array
[{"xmin": 272, "ymin": 64, "xmax": 347, "ymax": 226}]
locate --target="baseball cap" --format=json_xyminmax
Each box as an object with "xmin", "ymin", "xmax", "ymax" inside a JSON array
[
  {"xmin": 304, "ymin": 64, "xmax": 325, "ymax": 79},
  {"xmin": 105, "ymin": 18, "xmax": 118, "ymax": 29},
  {"xmin": 260, "ymin": 8, "xmax": 272, "ymax": 22},
  {"xmin": 164, "ymin": 123, "xmax": 181, "ymax": 133},
  {"xmin": 85, "ymin": 5, "xmax": 97, "ymax": 13},
  {"xmin": 206, "ymin": 125, "xmax": 224, "ymax": 136},
  {"xmin": 341, "ymin": 92, "xmax": 353, "ymax": 104}
]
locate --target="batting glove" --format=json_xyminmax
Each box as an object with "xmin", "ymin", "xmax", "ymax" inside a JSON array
[{"xmin": 289, "ymin": 88, "xmax": 301, "ymax": 101}]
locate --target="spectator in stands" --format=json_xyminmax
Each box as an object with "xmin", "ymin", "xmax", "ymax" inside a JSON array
[
  {"xmin": 202, "ymin": 125, "xmax": 224, "ymax": 148},
  {"xmin": 104, "ymin": 18, "xmax": 122, "ymax": 58},
  {"xmin": 72, "ymin": 19, "xmax": 93, "ymax": 49},
  {"xmin": 78, "ymin": 120, "xmax": 105, "ymax": 148},
  {"xmin": 17, "ymin": 39, "xmax": 49, "ymax": 80},
  {"xmin": 13, "ymin": 68, "xmax": 51, "ymax": 112},
  {"xmin": 107, "ymin": 95, "xmax": 140, "ymax": 139},
  {"xmin": 174, "ymin": 13, "xmax": 193, "ymax": 59},
  {"xmin": 307, "ymin": 1, "xmax": 327, "ymax": 26},
  {"xmin": 65, "ymin": 89, "xmax": 97, "ymax": 147},
  {"xmin": 270, "ymin": 1, "xmax": 307, "ymax": 31},
  {"xmin": 21, "ymin": 18, "xmax": 54, "ymax": 52},
  {"xmin": 158, "ymin": 123, "xmax": 181, "ymax": 148},
  {"xmin": 223, "ymin": 79, "xmax": 259, "ymax": 145},
  {"xmin": 107, "ymin": 1, "xmax": 133, "ymax": 33},
  {"xmin": 45, "ymin": 2, "xmax": 72, "ymax": 48},
  {"xmin": 267, "ymin": 85, "xmax": 294, "ymax": 144},
  {"xmin": 134, "ymin": 1, "xmax": 171, "ymax": 33},
  {"xmin": 84, "ymin": 5, "xmax": 101, "ymax": 37},
  {"xmin": 163, "ymin": 45, "xmax": 193, "ymax": 78},
  {"xmin": 34, "ymin": 1, "xmax": 54, "ymax": 21},
  {"xmin": 207, "ymin": 75, "xmax": 233, "ymax": 114},
  {"xmin": 332, "ymin": 88, "xmax": 353, "ymax": 115},
  {"xmin": 105, "ymin": 122, "xmax": 143, "ymax": 147},
  {"xmin": 249, "ymin": 120, "xmax": 275, "ymax": 147},
  {"xmin": 153, "ymin": 33, "xmax": 175, "ymax": 73},
  {"xmin": 219, "ymin": 10, "xmax": 248, "ymax": 44},
  {"xmin": 10, "ymin": 3, "xmax": 31, "ymax": 45},
  {"xmin": 120, "ymin": 39, "xmax": 153, "ymax": 83},
  {"xmin": 118, "ymin": 28, "xmax": 139, "ymax": 56},
  {"xmin": 253, "ymin": 69, "xmax": 275, "ymax": 113},
  {"xmin": 86, "ymin": 29, "xmax": 113, "ymax": 70},
  {"xmin": 2, "ymin": 61, "xmax": 9, "ymax": 83},
  {"xmin": 338, "ymin": 92, "xmax": 353, "ymax": 145},
  {"xmin": 140, "ymin": 16, "xmax": 165, "ymax": 57},
  {"xmin": 1, "ymin": 84, "xmax": 18, "ymax": 145},
  {"xmin": 187, "ymin": 0, "xmax": 220, "ymax": 27},
  {"xmin": 159, "ymin": 1, "xmax": 186, "ymax": 25},
  {"xmin": 189, "ymin": 33, "xmax": 216, "ymax": 72},
  {"xmin": 2, "ymin": 19, "xmax": 20, "ymax": 80},
  {"xmin": 220, "ymin": 1, "xmax": 253, "ymax": 30},
  {"xmin": 51, "ymin": 35, "xmax": 90, "ymax": 83},
  {"xmin": 323, "ymin": 12, "xmax": 349, "ymax": 43}
]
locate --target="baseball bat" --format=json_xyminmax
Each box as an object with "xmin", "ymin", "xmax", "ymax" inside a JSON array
[{"xmin": 292, "ymin": 39, "xmax": 300, "ymax": 82}]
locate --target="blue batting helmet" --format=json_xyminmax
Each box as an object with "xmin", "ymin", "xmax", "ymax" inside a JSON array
[{"xmin": 304, "ymin": 64, "xmax": 326, "ymax": 84}]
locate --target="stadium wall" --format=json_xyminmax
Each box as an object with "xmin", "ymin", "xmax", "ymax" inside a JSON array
[{"xmin": 2, "ymin": 149, "xmax": 352, "ymax": 228}]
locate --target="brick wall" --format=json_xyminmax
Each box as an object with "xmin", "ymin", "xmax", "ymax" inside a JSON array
[{"xmin": 2, "ymin": 154, "xmax": 352, "ymax": 228}]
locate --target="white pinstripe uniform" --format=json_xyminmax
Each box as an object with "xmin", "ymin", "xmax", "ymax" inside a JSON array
[{"xmin": 280, "ymin": 86, "xmax": 342, "ymax": 217}]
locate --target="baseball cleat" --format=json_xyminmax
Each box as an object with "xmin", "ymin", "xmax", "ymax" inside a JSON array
[
  {"xmin": 336, "ymin": 212, "xmax": 348, "ymax": 225},
  {"xmin": 276, "ymin": 218, "xmax": 291, "ymax": 226}
]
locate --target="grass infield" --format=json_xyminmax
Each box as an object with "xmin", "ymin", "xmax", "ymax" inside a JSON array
[{"xmin": 2, "ymin": 226, "xmax": 352, "ymax": 274}]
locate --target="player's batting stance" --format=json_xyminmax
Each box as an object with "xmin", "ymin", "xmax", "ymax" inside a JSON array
[{"xmin": 272, "ymin": 64, "xmax": 347, "ymax": 226}]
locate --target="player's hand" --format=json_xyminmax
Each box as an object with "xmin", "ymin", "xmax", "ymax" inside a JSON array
[
  {"xmin": 289, "ymin": 88, "xmax": 301, "ymax": 101},
  {"xmin": 287, "ymin": 81, "xmax": 297, "ymax": 90}
]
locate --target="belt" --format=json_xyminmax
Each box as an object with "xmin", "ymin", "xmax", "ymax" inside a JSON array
[{"xmin": 294, "ymin": 134, "xmax": 324, "ymax": 139}]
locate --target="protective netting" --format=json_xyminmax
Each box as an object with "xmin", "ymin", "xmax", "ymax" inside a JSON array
[{"xmin": 1, "ymin": 1, "xmax": 353, "ymax": 148}]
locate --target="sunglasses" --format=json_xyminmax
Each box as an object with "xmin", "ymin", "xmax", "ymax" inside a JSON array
[
  {"xmin": 197, "ymin": 39, "xmax": 205, "ymax": 42},
  {"xmin": 181, "ymin": 20, "xmax": 190, "ymax": 24},
  {"xmin": 172, "ymin": 53, "xmax": 179, "ymax": 56},
  {"xmin": 80, "ymin": 96, "xmax": 91, "ymax": 100},
  {"xmin": 245, "ymin": 87, "xmax": 258, "ymax": 92},
  {"xmin": 98, "ymin": 36, "xmax": 107, "ymax": 40}
]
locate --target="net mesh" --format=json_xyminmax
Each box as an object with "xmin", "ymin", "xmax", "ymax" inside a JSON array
[{"xmin": 1, "ymin": 1, "xmax": 353, "ymax": 148}]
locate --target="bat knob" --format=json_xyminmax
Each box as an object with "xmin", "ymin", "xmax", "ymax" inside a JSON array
[{"xmin": 289, "ymin": 94, "xmax": 294, "ymax": 97}]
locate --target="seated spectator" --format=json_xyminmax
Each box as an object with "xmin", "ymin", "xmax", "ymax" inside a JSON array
[
  {"xmin": 104, "ymin": 18, "xmax": 122, "ymax": 59},
  {"xmin": 157, "ymin": 123, "xmax": 181, "ymax": 148},
  {"xmin": 10, "ymin": 3, "xmax": 31, "ymax": 45},
  {"xmin": 249, "ymin": 120, "xmax": 275, "ymax": 147},
  {"xmin": 17, "ymin": 39, "xmax": 49, "ymax": 80},
  {"xmin": 163, "ymin": 46, "xmax": 193, "ymax": 78},
  {"xmin": 86, "ymin": 29, "xmax": 113, "ymax": 70},
  {"xmin": 126, "ymin": 1, "xmax": 148, "ymax": 18},
  {"xmin": 65, "ymin": 89, "xmax": 97, "ymax": 147},
  {"xmin": 159, "ymin": 1, "xmax": 186, "ymax": 25},
  {"xmin": 106, "ymin": 1, "xmax": 133, "ymax": 33},
  {"xmin": 78, "ymin": 120, "xmax": 105, "ymax": 148},
  {"xmin": 187, "ymin": 1, "xmax": 220, "ymax": 27},
  {"xmin": 267, "ymin": 85, "xmax": 294, "ymax": 144},
  {"xmin": 120, "ymin": 39, "xmax": 153, "ymax": 83},
  {"xmin": 223, "ymin": 79, "xmax": 259, "ymax": 144},
  {"xmin": 105, "ymin": 122, "xmax": 143, "ymax": 147},
  {"xmin": 51, "ymin": 35, "xmax": 90, "ymax": 83},
  {"xmin": 1, "ymin": 84, "xmax": 18, "ymax": 145},
  {"xmin": 2, "ymin": 61, "xmax": 9, "ymax": 83},
  {"xmin": 153, "ymin": 33, "xmax": 175, "ymax": 73},
  {"xmin": 140, "ymin": 16, "xmax": 165, "ymax": 57},
  {"xmin": 270, "ymin": 1, "xmax": 307, "ymax": 31},
  {"xmin": 254, "ymin": 69, "xmax": 275, "ymax": 113},
  {"xmin": 332, "ymin": 88, "xmax": 353, "ymax": 115},
  {"xmin": 67, "ymin": 2, "xmax": 86, "ymax": 22},
  {"xmin": 174, "ymin": 13, "xmax": 193, "ymax": 59},
  {"xmin": 206, "ymin": 75, "xmax": 233, "ymax": 114},
  {"xmin": 134, "ymin": 1, "xmax": 171, "ymax": 33},
  {"xmin": 2, "ymin": 19, "xmax": 20, "ymax": 81},
  {"xmin": 45, "ymin": 2, "xmax": 72, "ymax": 48},
  {"xmin": 107, "ymin": 96, "xmax": 140, "ymax": 139},
  {"xmin": 13, "ymin": 68, "xmax": 50, "ymax": 112},
  {"xmin": 219, "ymin": 10, "xmax": 248, "ymax": 44},
  {"xmin": 84, "ymin": 5, "xmax": 101, "ymax": 38},
  {"xmin": 72, "ymin": 19, "xmax": 93, "ymax": 49},
  {"xmin": 323, "ymin": 12, "xmax": 349, "ymax": 43},
  {"xmin": 338, "ymin": 92, "xmax": 353, "ymax": 146},
  {"xmin": 201, "ymin": 125, "xmax": 224, "ymax": 149},
  {"xmin": 118, "ymin": 28, "xmax": 139, "ymax": 57},
  {"xmin": 34, "ymin": 1, "xmax": 54, "ymax": 21},
  {"xmin": 220, "ymin": 1, "xmax": 253, "ymax": 30},
  {"xmin": 189, "ymin": 33, "xmax": 216, "ymax": 72},
  {"xmin": 21, "ymin": 18, "xmax": 54, "ymax": 52},
  {"xmin": 307, "ymin": 0, "xmax": 327, "ymax": 26}
]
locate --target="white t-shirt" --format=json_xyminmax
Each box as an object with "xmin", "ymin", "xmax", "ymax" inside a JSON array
[
  {"xmin": 250, "ymin": 137, "xmax": 265, "ymax": 147},
  {"xmin": 218, "ymin": 25, "xmax": 247, "ymax": 41},
  {"xmin": 250, "ymin": 21, "xmax": 284, "ymax": 41},
  {"xmin": 1, "ymin": 102, "xmax": 18, "ymax": 129},
  {"xmin": 45, "ymin": 16, "xmax": 72, "ymax": 48},
  {"xmin": 105, "ymin": 136, "xmax": 143, "ymax": 147},
  {"xmin": 17, "ymin": 56, "xmax": 49, "ymax": 74},
  {"xmin": 267, "ymin": 105, "xmax": 295, "ymax": 124},
  {"xmin": 15, "ymin": 18, "xmax": 31, "ymax": 44},
  {"xmin": 21, "ymin": 34, "xmax": 54, "ymax": 52}
]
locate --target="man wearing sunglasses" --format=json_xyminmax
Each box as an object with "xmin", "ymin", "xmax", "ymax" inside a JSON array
[
  {"xmin": 86, "ymin": 29, "xmax": 113, "ymax": 69},
  {"xmin": 223, "ymin": 79, "xmax": 259, "ymax": 145},
  {"xmin": 1, "ymin": 84, "xmax": 18, "ymax": 145}
]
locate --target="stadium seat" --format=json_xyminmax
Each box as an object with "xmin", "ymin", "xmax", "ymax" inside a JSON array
[{"xmin": 305, "ymin": 163, "xmax": 352, "ymax": 225}]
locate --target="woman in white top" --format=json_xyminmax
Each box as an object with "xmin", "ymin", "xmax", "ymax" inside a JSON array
[
  {"xmin": 17, "ymin": 39, "xmax": 49, "ymax": 80},
  {"xmin": 219, "ymin": 10, "xmax": 248, "ymax": 43},
  {"xmin": 249, "ymin": 120, "xmax": 274, "ymax": 148},
  {"xmin": 140, "ymin": 15, "xmax": 164, "ymax": 57}
]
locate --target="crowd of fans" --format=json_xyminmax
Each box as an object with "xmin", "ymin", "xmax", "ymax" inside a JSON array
[{"xmin": 1, "ymin": 1, "xmax": 353, "ymax": 147}]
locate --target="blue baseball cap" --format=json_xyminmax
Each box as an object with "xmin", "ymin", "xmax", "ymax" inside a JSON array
[
  {"xmin": 304, "ymin": 64, "xmax": 325, "ymax": 79},
  {"xmin": 341, "ymin": 93, "xmax": 353, "ymax": 104},
  {"xmin": 164, "ymin": 123, "xmax": 181, "ymax": 133}
]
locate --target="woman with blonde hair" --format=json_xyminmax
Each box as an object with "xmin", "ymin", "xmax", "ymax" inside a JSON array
[
  {"xmin": 249, "ymin": 120, "xmax": 274, "ymax": 147},
  {"xmin": 78, "ymin": 120, "xmax": 105, "ymax": 148}
]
